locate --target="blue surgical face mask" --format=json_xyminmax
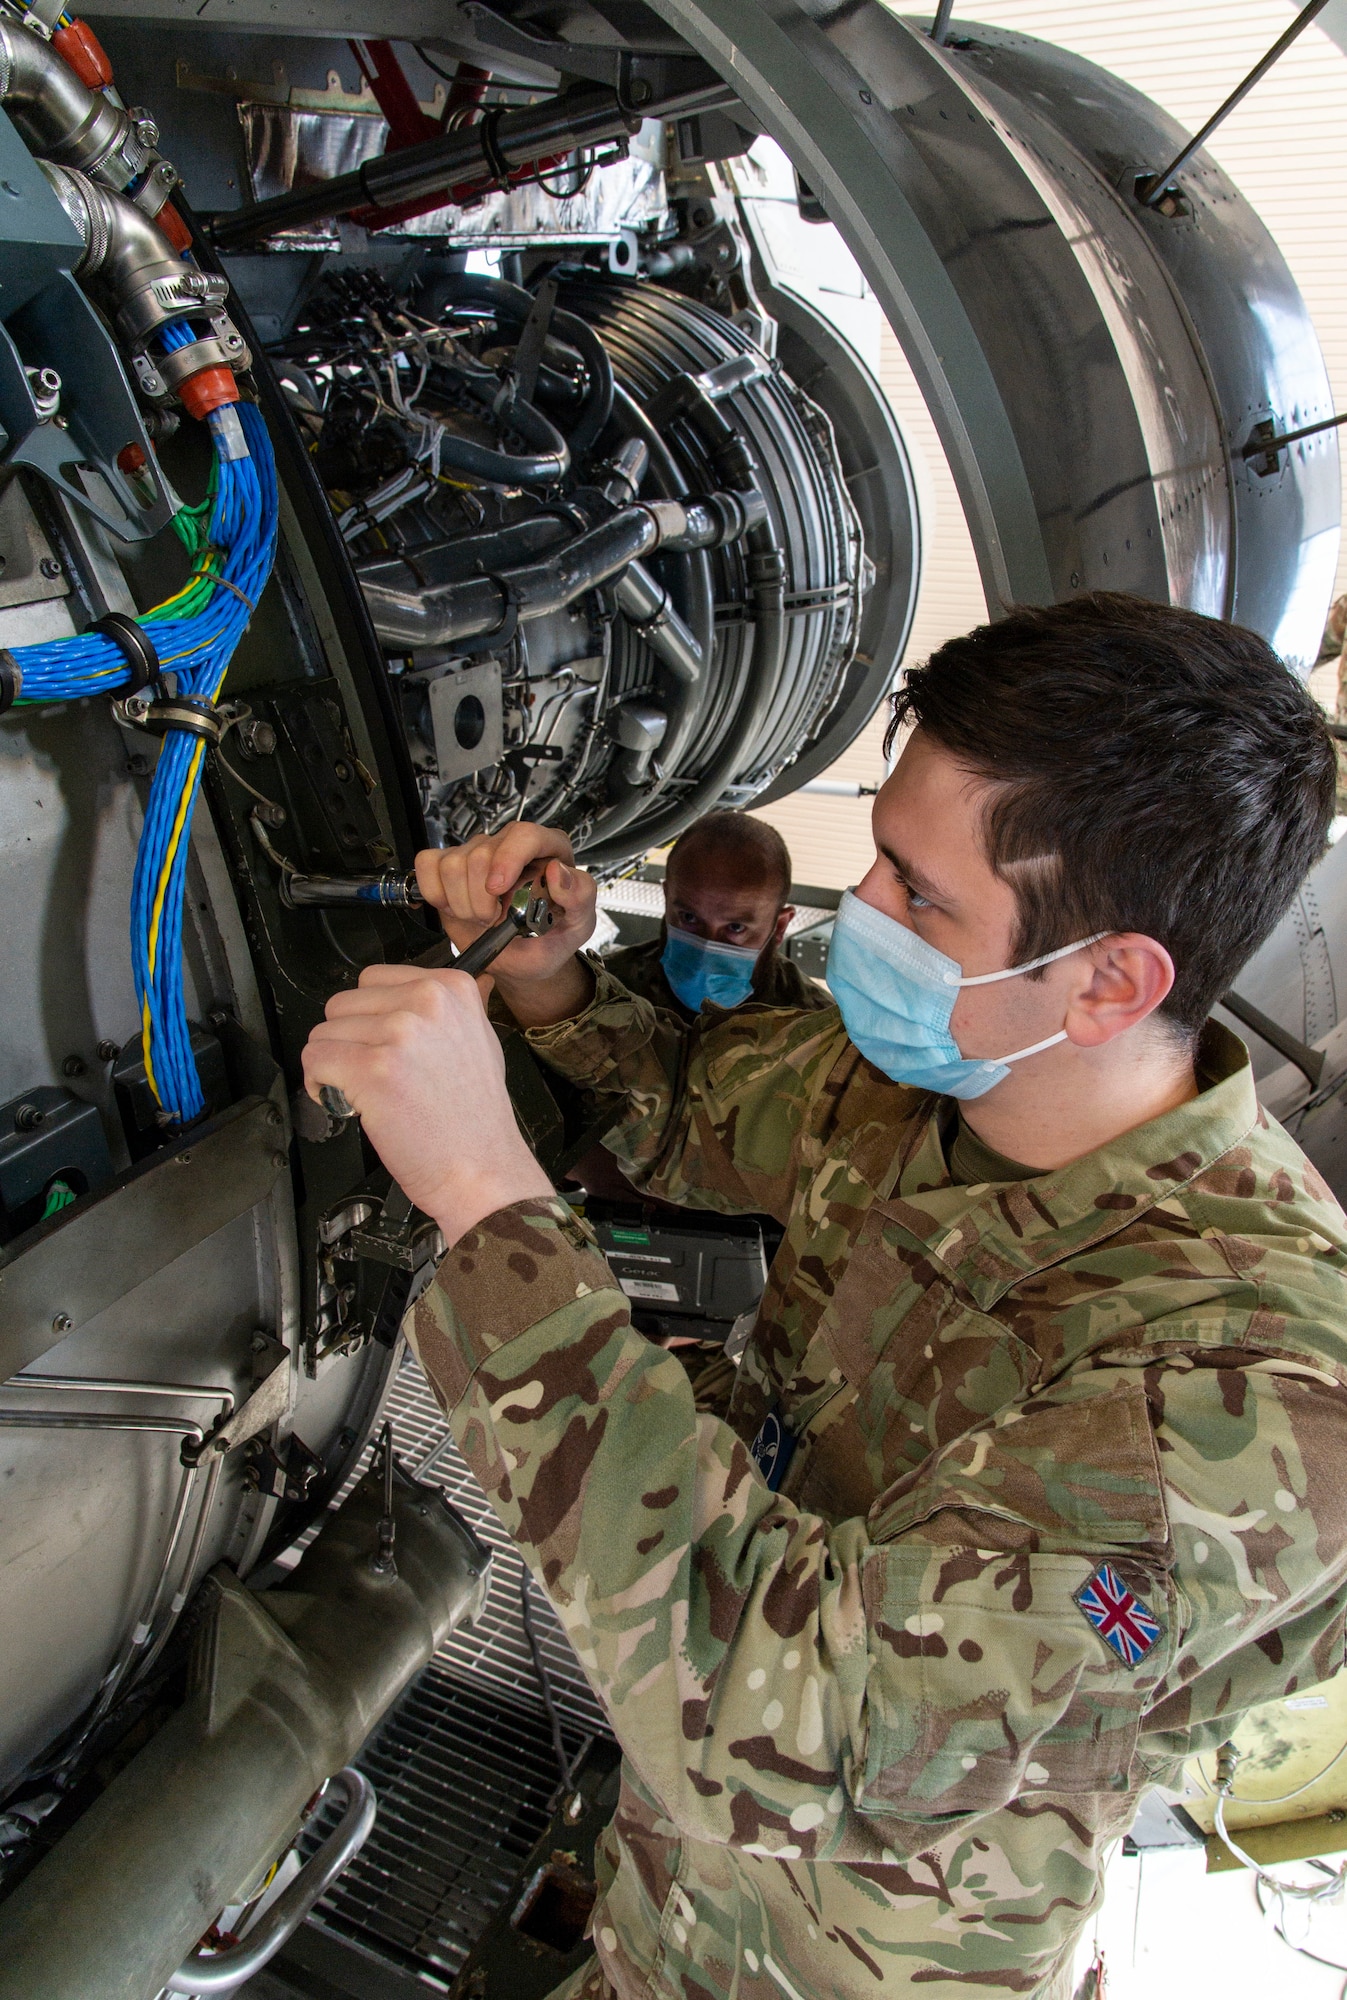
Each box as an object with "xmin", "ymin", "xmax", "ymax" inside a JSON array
[
  {"xmin": 826, "ymin": 889, "xmax": 1104, "ymax": 1100},
  {"xmin": 662, "ymin": 925, "xmax": 760, "ymax": 1012}
]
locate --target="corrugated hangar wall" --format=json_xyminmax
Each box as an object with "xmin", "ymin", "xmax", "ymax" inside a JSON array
[{"xmin": 752, "ymin": 0, "xmax": 1347, "ymax": 890}]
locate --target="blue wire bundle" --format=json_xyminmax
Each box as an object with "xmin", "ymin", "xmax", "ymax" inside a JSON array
[{"xmin": 10, "ymin": 384, "xmax": 278, "ymax": 1123}]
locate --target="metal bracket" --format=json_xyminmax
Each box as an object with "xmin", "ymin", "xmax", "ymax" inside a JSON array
[
  {"xmin": 241, "ymin": 1430, "xmax": 324, "ymax": 1503},
  {"xmin": 181, "ymin": 1342, "xmax": 292, "ymax": 1467}
]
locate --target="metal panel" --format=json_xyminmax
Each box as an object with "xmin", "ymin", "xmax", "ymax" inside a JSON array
[
  {"xmin": 644, "ymin": 0, "xmax": 1335, "ymax": 652},
  {"xmin": 0, "ymin": 1094, "xmax": 288, "ymax": 1379}
]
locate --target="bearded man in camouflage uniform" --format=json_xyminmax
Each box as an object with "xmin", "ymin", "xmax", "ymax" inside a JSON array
[{"xmin": 305, "ymin": 593, "xmax": 1347, "ymax": 2000}]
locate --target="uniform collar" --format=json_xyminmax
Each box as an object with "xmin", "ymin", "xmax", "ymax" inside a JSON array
[{"xmin": 875, "ymin": 1021, "xmax": 1260, "ymax": 1308}]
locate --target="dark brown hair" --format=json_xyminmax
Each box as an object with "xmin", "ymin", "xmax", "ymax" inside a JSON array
[
  {"xmin": 885, "ymin": 593, "xmax": 1338, "ymax": 1037},
  {"xmin": 667, "ymin": 809, "xmax": 793, "ymax": 906}
]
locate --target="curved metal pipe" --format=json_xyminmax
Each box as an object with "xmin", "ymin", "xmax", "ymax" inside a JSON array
[
  {"xmin": 165, "ymin": 1768, "xmax": 377, "ymax": 1994},
  {"xmin": 37, "ymin": 160, "xmax": 214, "ymax": 351},
  {"xmin": 0, "ymin": 20, "xmax": 149, "ymax": 191},
  {"xmin": 0, "ymin": 1470, "xmax": 487, "ymax": 2000}
]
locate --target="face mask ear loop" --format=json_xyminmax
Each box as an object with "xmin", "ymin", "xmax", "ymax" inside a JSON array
[
  {"xmin": 997, "ymin": 1027, "xmax": 1070, "ymax": 1066},
  {"xmin": 955, "ymin": 932, "xmax": 1109, "ymax": 988}
]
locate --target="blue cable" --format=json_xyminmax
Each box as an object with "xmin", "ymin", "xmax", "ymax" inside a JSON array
[{"xmin": 12, "ymin": 374, "xmax": 278, "ymax": 1123}]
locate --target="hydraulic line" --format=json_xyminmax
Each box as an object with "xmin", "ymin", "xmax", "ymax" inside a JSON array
[
  {"xmin": 209, "ymin": 77, "xmax": 734, "ymax": 251},
  {"xmin": 431, "ymin": 273, "xmax": 615, "ymax": 469}
]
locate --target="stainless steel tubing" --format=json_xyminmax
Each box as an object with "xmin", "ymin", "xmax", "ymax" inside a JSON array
[
  {"xmin": 0, "ymin": 1408, "xmax": 213, "ymax": 1774},
  {"xmin": 615, "ymin": 563, "xmax": 704, "ymax": 683},
  {"xmin": 164, "ymin": 1769, "xmax": 376, "ymax": 1994},
  {"xmin": 37, "ymin": 160, "xmax": 224, "ymax": 350},
  {"xmin": 0, "ymin": 19, "xmax": 150, "ymax": 190},
  {"xmin": 0, "ymin": 1467, "xmax": 489, "ymax": 2000}
]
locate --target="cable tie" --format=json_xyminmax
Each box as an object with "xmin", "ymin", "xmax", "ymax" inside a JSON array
[
  {"xmin": 458, "ymin": 573, "xmax": 521, "ymax": 655},
  {"xmin": 0, "ymin": 648, "xmax": 20, "ymax": 713},
  {"xmin": 478, "ymin": 105, "xmax": 512, "ymax": 191},
  {"xmin": 89, "ymin": 612, "xmax": 161, "ymax": 696},
  {"xmin": 188, "ymin": 570, "xmax": 258, "ymax": 612},
  {"xmin": 141, "ymin": 696, "xmax": 225, "ymax": 745}
]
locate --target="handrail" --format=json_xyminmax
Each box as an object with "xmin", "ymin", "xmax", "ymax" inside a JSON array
[{"xmin": 164, "ymin": 1768, "xmax": 376, "ymax": 1995}]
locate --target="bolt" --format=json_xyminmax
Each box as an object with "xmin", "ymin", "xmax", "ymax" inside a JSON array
[
  {"xmin": 52, "ymin": 1312, "xmax": 73, "ymax": 1336},
  {"xmin": 96, "ymin": 1039, "xmax": 120, "ymax": 1062},
  {"xmin": 39, "ymin": 556, "xmax": 61, "ymax": 579},
  {"xmin": 61, "ymin": 1054, "xmax": 87, "ymax": 1078},
  {"xmin": 238, "ymin": 718, "xmax": 276, "ymax": 757},
  {"xmin": 629, "ymin": 77, "xmax": 653, "ymax": 105},
  {"xmin": 13, "ymin": 1102, "xmax": 44, "ymax": 1131}
]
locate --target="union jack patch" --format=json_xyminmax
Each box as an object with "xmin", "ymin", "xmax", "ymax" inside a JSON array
[{"xmin": 1074, "ymin": 1564, "xmax": 1163, "ymax": 1667}]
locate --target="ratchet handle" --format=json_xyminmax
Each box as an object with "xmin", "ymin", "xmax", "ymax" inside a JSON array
[
  {"xmin": 314, "ymin": 883, "xmax": 554, "ymax": 1129},
  {"xmin": 453, "ymin": 905, "xmax": 529, "ymax": 978}
]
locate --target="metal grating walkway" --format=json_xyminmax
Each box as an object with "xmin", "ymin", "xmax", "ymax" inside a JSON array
[{"xmin": 305, "ymin": 1351, "xmax": 612, "ymax": 1989}]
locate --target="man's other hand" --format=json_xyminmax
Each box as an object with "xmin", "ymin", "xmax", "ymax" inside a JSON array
[
  {"xmin": 301, "ymin": 963, "xmax": 552, "ymax": 1244},
  {"xmin": 415, "ymin": 823, "xmax": 599, "ymax": 1027}
]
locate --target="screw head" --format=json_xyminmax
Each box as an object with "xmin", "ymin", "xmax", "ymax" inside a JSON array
[
  {"xmin": 61, "ymin": 1054, "xmax": 87, "ymax": 1078},
  {"xmin": 96, "ymin": 1039, "xmax": 120, "ymax": 1062},
  {"xmin": 39, "ymin": 556, "xmax": 61, "ymax": 579},
  {"xmin": 859, "ymin": 87, "xmax": 873, "ymax": 104},
  {"xmin": 13, "ymin": 1102, "xmax": 44, "ymax": 1132},
  {"xmin": 52, "ymin": 1312, "xmax": 73, "ymax": 1336},
  {"xmin": 271, "ymin": 1150, "xmax": 288, "ymax": 1170},
  {"xmin": 177, "ymin": 1149, "xmax": 193, "ymax": 1165}
]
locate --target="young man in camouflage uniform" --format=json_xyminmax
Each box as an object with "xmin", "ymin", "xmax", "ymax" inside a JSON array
[
  {"xmin": 305, "ymin": 594, "xmax": 1347, "ymax": 1999},
  {"xmin": 572, "ymin": 808, "xmax": 825, "ymax": 1219},
  {"xmin": 606, "ymin": 809, "xmax": 828, "ymax": 1025}
]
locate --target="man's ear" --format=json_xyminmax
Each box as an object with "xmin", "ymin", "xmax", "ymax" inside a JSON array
[
  {"xmin": 1065, "ymin": 934, "xmax": 1176, "ymax": 1048},
  {"xmin": 772, "ymin": 905, "xmax": 795, "ymax": 948}
]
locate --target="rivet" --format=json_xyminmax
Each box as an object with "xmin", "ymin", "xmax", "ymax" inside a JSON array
[{"xmin": 859, "ymin": 88, "xmax": 872, "ymax": 104}]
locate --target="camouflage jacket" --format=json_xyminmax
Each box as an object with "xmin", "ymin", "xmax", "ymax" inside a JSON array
[
  {"xmin": 408, "ymin": 972, "xmax": 1347, "ymax": 1998},
  {"xmin": 604, "ymin": 933, "xmax": 830, "ymax": 1024}
]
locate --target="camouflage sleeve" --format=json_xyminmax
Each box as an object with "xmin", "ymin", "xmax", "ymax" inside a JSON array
[
  {"xmin": 408, "ymin": 1201, "xmax": 1347, "ymax": 1861},
  {"xmin": 524, "ymin": 963, "xmax": 849, "ymax": 1222}
]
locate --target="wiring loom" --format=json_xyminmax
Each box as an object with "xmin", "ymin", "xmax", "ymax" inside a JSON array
[{"xmin": 10, "ymin": 376, "xmax": 278, "ymax": 1125}]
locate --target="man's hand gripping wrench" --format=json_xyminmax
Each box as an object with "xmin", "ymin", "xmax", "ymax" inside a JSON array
[{"xmin": 316, "ymin": 878, "xmax": 556, "ymax": 1127}]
